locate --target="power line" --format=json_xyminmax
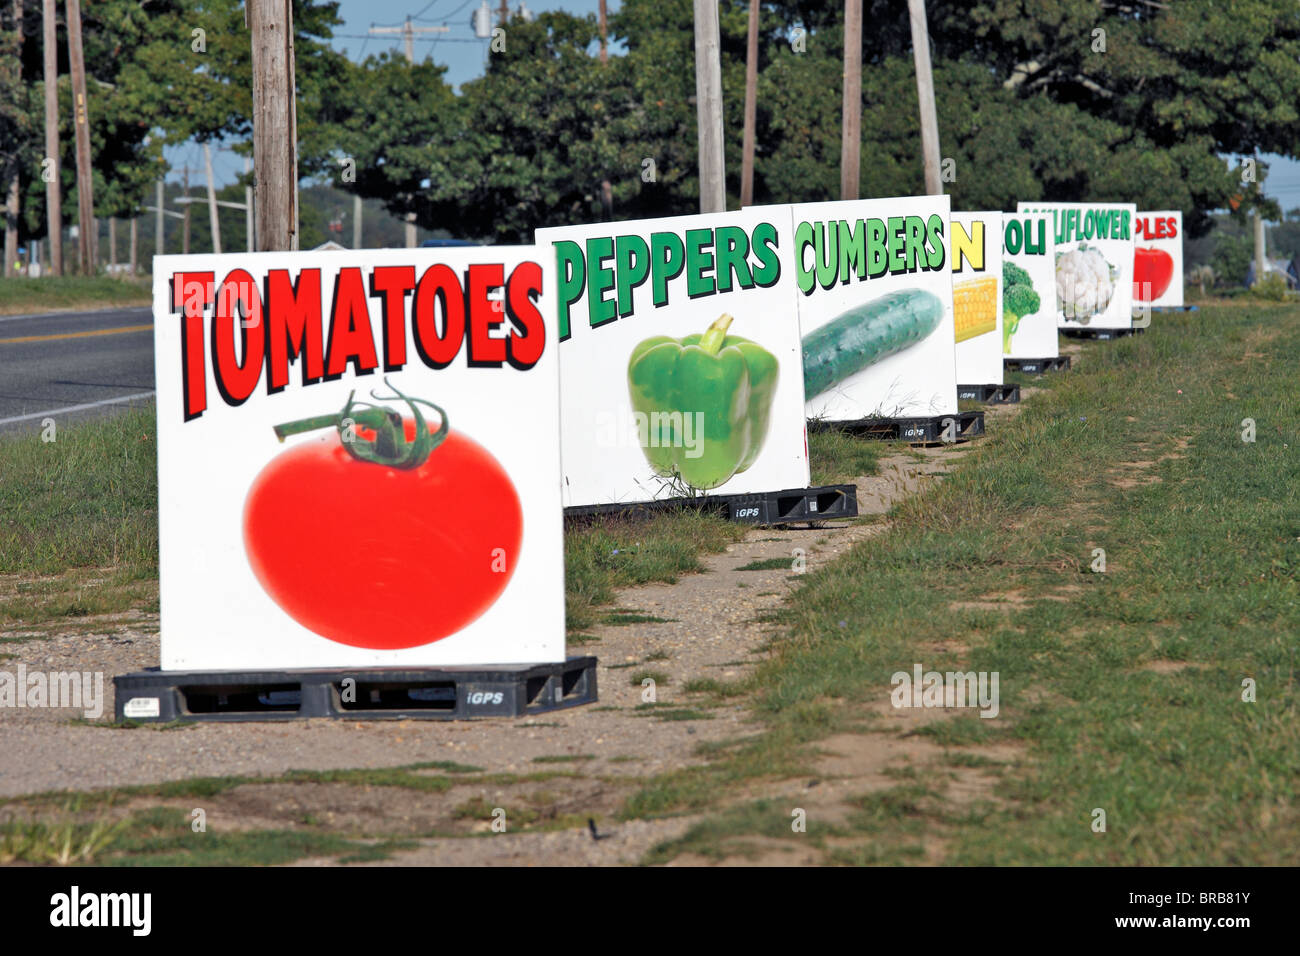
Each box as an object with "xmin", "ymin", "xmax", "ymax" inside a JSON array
[
  {"xmin": 411, "ymin": 0, "xmax": 445, "ymax": 20},
  {"xmin": 417, "ymin": 0, "xmax": 475, "ymax": 23}
]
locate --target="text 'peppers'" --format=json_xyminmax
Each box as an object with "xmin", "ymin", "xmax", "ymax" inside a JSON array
[{"xmin": 627, "ymin": 313, "xmax": 779, "ymax": 490}]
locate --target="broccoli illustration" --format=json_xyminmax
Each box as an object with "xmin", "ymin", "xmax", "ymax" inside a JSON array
[{"xmin": 1002, "ymin": 261, "xmax": 1041, "ymax": 354}]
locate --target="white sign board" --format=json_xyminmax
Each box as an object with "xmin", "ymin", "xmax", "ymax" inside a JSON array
[
  {"xmin": 1018, "ymin": 202, "xmax": 1136, "ymax": 330},
  {"xmin": 537, "ymin": 210, "xmax": 810, "ymax": 507},
  {"xmin": 1002, "ymin": 213, "xmax": 1058, "ymax": 360},
  {"xmin": 153, "ymin": 248, "xmax": 565, "ymax": 670},
  {"xmin": 951, "ymin": 211, "xmax": 1003, "ymax": 386},
  {"xmin": 1134, "ymin": 210, "xmax": 1184, "ymax": 309},
  {"xmin": 790, "ymin": 195, "xmax": 957, "ymax": 421}
]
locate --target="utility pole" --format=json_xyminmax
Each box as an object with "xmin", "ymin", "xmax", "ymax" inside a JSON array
[
  {"xmin": 908, "ymin": 0, "xmax": 943, "ymax": 195},
  {"xmin": 129, "ymin": 216, "xmax": 137, "ymax": 275},
  {"xmin": 155, "ymin": 179, "xmax": 165, "ymax": 256},
  {"xmin": 498, "ymin": 0, "xmax": 507, "ymax": 27},
  {"xmin": 42, "ymin": 0, "xmax": 62, "ymax": 276},
  {"xmin": 66, "ymin": 0, "xmax": 95, "ymax": 272},
  {"xmin": 182, "ymin": 166, "xmax": 191, "ymax": 254},
  {"xmin": 352, "ymin": 194, "xmax": 362, "ymax": 249},
  {"xmin": 249, "ymin": 0, "xmax": 300, "ymax": 250},
  {"xmin": 203, "ymin": 142, "xmax": 221, "ymax": 254},
  {"xmin": 598, "ymin": 0, "xmax": 608, "ymax": 61},
  {"xmin": 596, "ymin": 0, "xmax": 612, "ymax": 220},
  {"xmin": 245, "ymin": 155, "xmax": 254, "ymax": 252},
  {"xmin": 369, "ymin": 17, "xmax": 449, "ymax": 247},
  {"xmin": 693, "ymin": 0, "xmax": 725, "ymax": 214},
  {"xmin": 3, "ymin": 0, "xmax": 21, "ymax": 277},
  {"xmin": 840, "ymin": 0, "xmax": 862, "ymax": 200},
  {"xmin": 108, "ymin": 216, "xmax": 116, "ymax": 269},
  {"xmin": 146, "ymin": 179, "xmax": 184, "ymax": 259},
  {"xmin": 1254, "ymin": 208, "xmax": 1266, "ymax": 285},
  {"xmin": 740, "ymin": 0, "xmax": 760, "ymax": 206}
]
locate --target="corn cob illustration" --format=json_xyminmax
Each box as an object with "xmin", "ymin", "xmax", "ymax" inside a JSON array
[{"xmin": 953, "ymin": 276, "xmax": 999, "ymax": 343}]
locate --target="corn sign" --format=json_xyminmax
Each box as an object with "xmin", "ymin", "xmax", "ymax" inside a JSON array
[{"xmin": 951, "ymin": 211, "xmax": 1004, "ymax": 387}]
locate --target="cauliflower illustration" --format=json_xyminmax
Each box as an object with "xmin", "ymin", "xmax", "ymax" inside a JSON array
[{"xmin": 1056, "ymin": 246, "xmax": 1115, "ymax": 323}]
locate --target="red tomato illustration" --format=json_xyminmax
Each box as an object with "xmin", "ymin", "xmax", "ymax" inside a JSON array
[
  {"xmin": 1133, "ymin": 247, "xmax": 1175, "ymax": 302},
  {"xmin": 243, "ymin": 395, "xmax": 522, "ymax": 650}
]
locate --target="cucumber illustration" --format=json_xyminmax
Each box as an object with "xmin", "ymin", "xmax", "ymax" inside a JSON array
[{"xmin": 801, "ymin": 289, "xmax": 944, "ymax": 400}]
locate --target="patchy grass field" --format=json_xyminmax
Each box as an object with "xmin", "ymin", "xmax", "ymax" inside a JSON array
[
  {"xmin": 5, "ymin": 303, "xmax": 1293, "ymax": 866},
  {"xmin": 0, "ymin": 276, "xmax": 151, "ymax": 315},
  {"xmin": 634, "ymin": 303, "xmax": 1300, "ymax": 864}
]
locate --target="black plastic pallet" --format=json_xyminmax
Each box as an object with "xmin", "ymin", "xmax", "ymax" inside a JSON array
[
  {"xmin": 112, "ymin": 656, "xmax": 598, "ymax": 723},
  {"xmin": 1060, "ymin": 327, "xmax": 1147, "ymax": 340},
  {"xmin": 1005, "ymin": 356, "xmax": 1071, "ymax": 374},
  {"xmin": 957, "ymin": 383, "xmax": 1020, "ymax": 404},
  {"xmin": 809, "ymin": 409, "xmax": 984, "ymax": 445},
  {"xmin": 564, "ymin": 484, "xmax": 858, "ymax": 526}
]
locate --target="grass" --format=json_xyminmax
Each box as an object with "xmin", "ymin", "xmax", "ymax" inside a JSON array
[
  {"xmin": 736, "ymin": 557, "xmax": 796, "ymax": 571},
  {"xmin": 626, "ymin": 303, "xmax": 1300, "ymax": 865},
  {"xmin": 0, "ymin": 405, "xmax": 159, "ymax": 630},
  {"xmin": 564, "ymin": 511, "xmax": 749, "ymax": 631},
  {"xmin": 808, "ymin": 427, "xmax": 882, "ymax": 484},
  {"xmin": 0, "ymin": 275, "xmax": 150, "ymax": 315}
]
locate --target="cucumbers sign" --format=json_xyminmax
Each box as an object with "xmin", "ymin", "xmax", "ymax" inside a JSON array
[
  {"xmin": 1002, "ymin": 213, "xmax": 1058, "ymax": 360},
  {"xmin": 153, "ymin": 247, "xmax": 566, "ymax": 670},
  {"xmin": 1017, "ymin": 202, "xmax": 1136, "ymax": 330},
  {"xmin": 790, "ymin": 196, "xmax": 957, "ymax": 422},
  {"xmin": 1134, "ymin": 211, "xmax": 1184, "ymax": 309},
  {"xmin": 951, "ymin": 211, "xmax": 1003, "ymax": 387},
  {"xmin": 537, "ymin": 211, "xmax": 809, "ymax": 507}
]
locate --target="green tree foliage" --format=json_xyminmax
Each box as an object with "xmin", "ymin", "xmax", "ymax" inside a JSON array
[{"xmin": 4, "ymin": 0, "xmax": 350, "ymax": 247}]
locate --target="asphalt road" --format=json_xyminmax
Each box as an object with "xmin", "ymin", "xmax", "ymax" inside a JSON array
[{"xmin": 0, "ymin": 306, "xmax": 155, "ymax": 437}]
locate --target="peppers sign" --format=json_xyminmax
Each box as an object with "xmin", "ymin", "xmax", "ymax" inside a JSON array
[
  {"xmin": 153, "ymin": 248, "xmax": 565, "ymax": 670},
  {"xmin": 1017, "ymin": 202, "xmax": 1136, "ymax": 330},
  {"xmin": 1002, "ymin": 213, "xmax": 1058, "ymax": 360},
  {"xmin": 537, "ymin": 209, "xmax": 809, "ymax": 507},
  {"xmin": 1133, "ymin": 211, "xmax": 1183, "ymax": 309},
  {"xmin": 951, "ymin": 211, "xmax": 1003, "ymax": 387},
  {"xmin": 790, "ymin": 196, "xmax": 957, "ymax": 421}
]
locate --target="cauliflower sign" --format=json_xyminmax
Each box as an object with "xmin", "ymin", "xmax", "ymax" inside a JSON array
[
  {"xmin": 1018, "ymin": 202, "xmax": 1136, "ymax": 330},
  {"xmin": 1055, "ymin": 246, "xmax": 1116, "ymax": 322}
]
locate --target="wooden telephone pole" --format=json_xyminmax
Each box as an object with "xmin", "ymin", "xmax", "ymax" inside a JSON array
[
  {"xmin": 908, "ymin": 0, "xmax": 943, "ymax": 195},
  {"xmin": 370, "ymin": 17, "xmax": 449, "ymax": 246},
  {"xmin": 4, "ymin": 0, "xmax": 21, "ymax": 277},
  {"xmin": 693, "ymin": 0, "xmax": 725, "ymax": 214},
  {"xmin": 249, "ymin": 0, "xmax": 299, "ymax": 250},
  {"xmin": 203, "ymin": 142, "xmax": 221, "ymax": 254},
  {"xmin": 66, "ymin": 0, "xmax": 95, "ymax": 272},
  {"xmin": 840, "ymin": 0, "xmax": 862, "ymax": 200},
  {"xmin": 740, "ymin": 0, "xmax": 760, "ymax": 206},
  {"xmin": 42, "ymin": 0, "xmax": 62, "ymax": 275}
]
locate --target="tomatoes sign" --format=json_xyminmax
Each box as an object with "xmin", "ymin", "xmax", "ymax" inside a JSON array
[{"xmin": 152, "ymin": 248, "xmax": 564, "ymax": 671}]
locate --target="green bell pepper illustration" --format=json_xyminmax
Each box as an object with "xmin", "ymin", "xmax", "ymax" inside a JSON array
[{"xmin": 626, "ymin": 313, "xmax": 779, "ymax": 490}]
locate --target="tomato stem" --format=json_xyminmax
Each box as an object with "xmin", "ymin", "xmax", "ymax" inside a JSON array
[{"xmin": 271, "ymin": 377, "xmax": 449, "ymax": 469}]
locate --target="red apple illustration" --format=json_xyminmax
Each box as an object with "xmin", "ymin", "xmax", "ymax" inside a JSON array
[{"xmin": 1133, "ymin": 247, "xmax": 1175, "ymax": 302}]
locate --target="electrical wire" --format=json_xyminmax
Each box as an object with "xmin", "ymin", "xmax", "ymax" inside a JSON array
[{"xmin": 418, "ymin": 0, "xmax": 475, "ymax": 24}]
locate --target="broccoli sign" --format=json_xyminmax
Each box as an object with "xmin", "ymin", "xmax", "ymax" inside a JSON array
[
  {"xmin": 1017, "ymin": 202, "xmax": 1136, "ymax": 330},
  {"xmin": 1002, "ymin": 214, "xmax": 1058, "ymax": 361}
]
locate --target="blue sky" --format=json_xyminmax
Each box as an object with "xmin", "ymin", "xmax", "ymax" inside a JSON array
[{"xmin": 175, "ymin": 0, "xmax": 1300, "ymax": 220}]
